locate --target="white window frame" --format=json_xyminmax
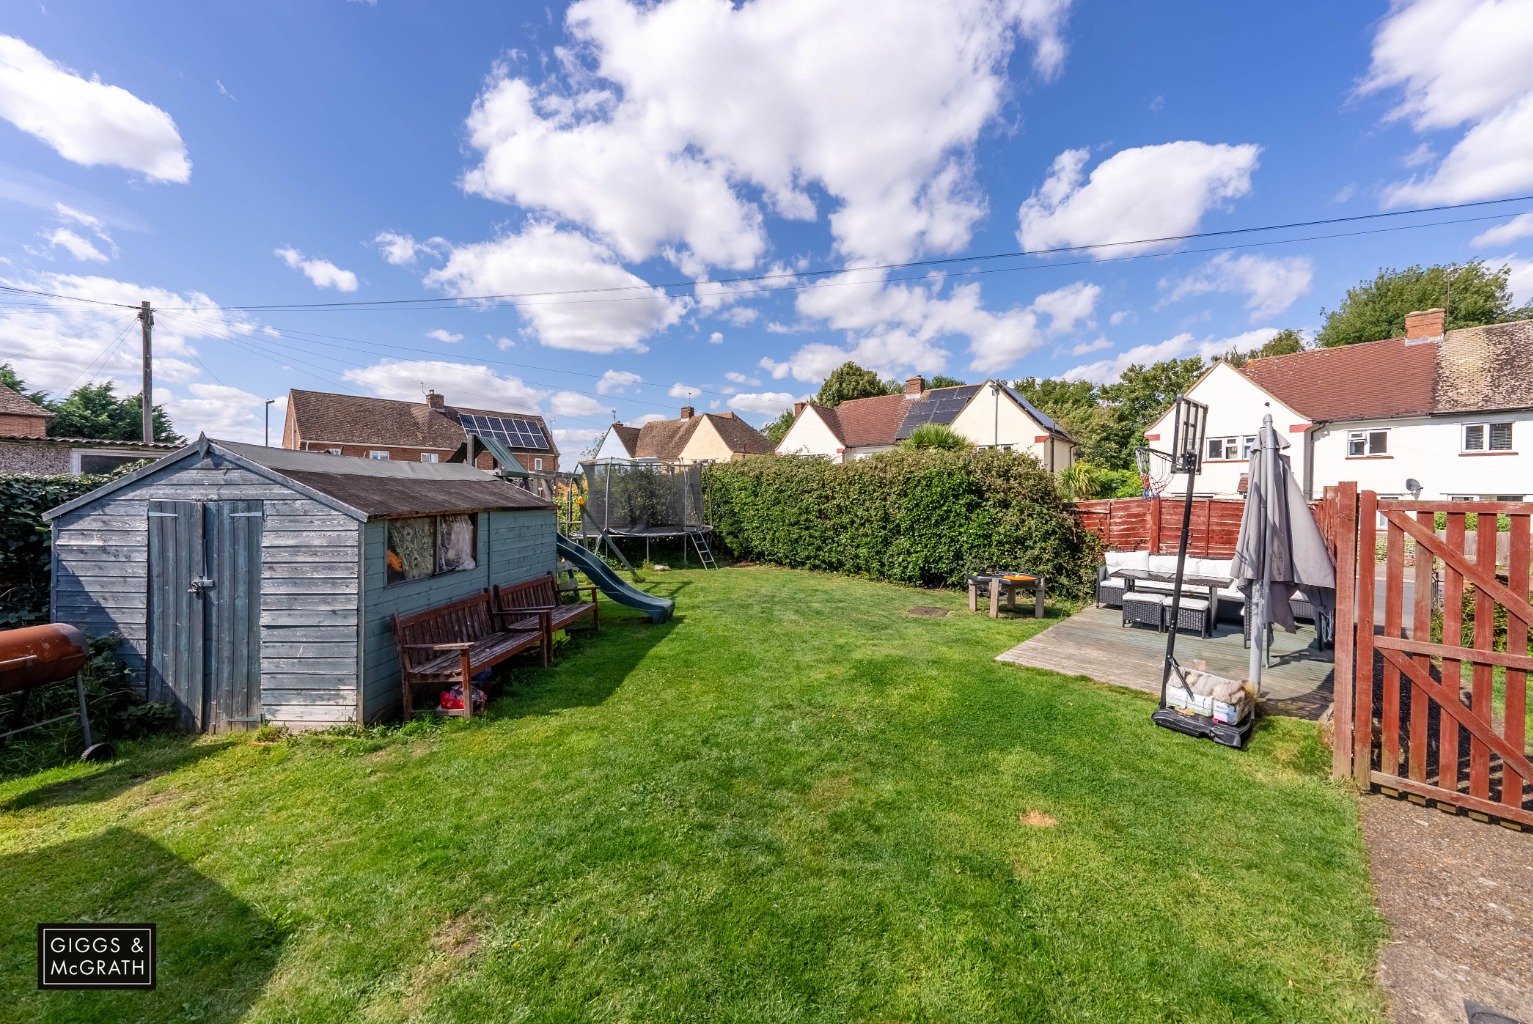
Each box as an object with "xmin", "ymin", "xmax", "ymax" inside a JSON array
[
  {"xmin": 1462, "ymin": 421, "xmax": 1513, "ymax": 452},
  {"xmin": 533, "ymin": 457, "xmax": 544, "ymax": 471},
  {"xmin": 367, "ymin": 450, "xmax": 390, "ymax": 460},
  {"xmin": 419, "ymin": 452, "xmax": 439, "ymax": 463},
  {"xmin": 1204, "ymin": 435, "xmax": 1255, "ymax": 461},
  {"xmin": 1347, "ymin": 429, "xmax": 1388, "ymax": 457},
  {"xmin": 326, "ymin": 447, "xmax": 342, "ymax": 456}
]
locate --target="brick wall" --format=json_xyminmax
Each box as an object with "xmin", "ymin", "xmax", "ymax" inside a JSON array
[{"xmin": 0, "ymin": 412, "xmax": 50, "ymax": 437}]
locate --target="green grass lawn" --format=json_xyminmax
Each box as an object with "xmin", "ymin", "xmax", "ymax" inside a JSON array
[{"xmin": 0, "ymin": 568, "xmax": 1386, "ymax": 1023}]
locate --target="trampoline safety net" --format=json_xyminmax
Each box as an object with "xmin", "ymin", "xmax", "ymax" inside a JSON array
[{"xmin": 582, "ymin": 461, "xmax": 706, "ymax": 534}]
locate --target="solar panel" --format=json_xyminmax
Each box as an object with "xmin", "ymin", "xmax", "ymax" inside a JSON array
[
  {"xmin": 894, "ymin": 385, "xmax": 982, "ymax": 439},
  {"xmin": 458, "ymin": 413, "xmax": 549, "ymax": 450}
]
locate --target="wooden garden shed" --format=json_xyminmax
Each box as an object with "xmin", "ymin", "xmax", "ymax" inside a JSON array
[{"xmin": 45, "ymin": 436, "xmax": 556, "ymax": 732}]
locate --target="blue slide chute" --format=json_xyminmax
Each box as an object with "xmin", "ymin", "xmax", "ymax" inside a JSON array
[{"xmin": 556, "ymin": 535, "xmax": 674, "ymax": 624}]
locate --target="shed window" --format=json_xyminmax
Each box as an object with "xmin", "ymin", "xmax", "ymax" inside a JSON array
[
  {"xmin": 386, "ymin": 514, "xmax": 477, "ymax": 585},
  {"xmin": 368, "ymin": 450, "xmax": 391, "ymax": 460}
]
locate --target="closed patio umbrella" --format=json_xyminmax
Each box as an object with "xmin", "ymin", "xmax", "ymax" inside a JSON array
[{"xmin": 1231, "ymin": 413, "xmax": 1336, "ymax": 690}]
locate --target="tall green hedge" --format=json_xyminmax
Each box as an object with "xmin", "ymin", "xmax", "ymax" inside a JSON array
[
  {"xmin": 705, "ymin": 449, "xmax": 1100, "ymax": 598},
  {"xmin": 0, "ymin": 470, "xmax": 119, "ymax": 627}
]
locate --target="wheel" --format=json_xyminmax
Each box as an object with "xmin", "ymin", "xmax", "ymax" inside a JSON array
[{"xmin": 80, "ymin": 742, "xmax": 115, "ymax": 763}]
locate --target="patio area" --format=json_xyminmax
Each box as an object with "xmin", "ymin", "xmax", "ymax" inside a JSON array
[{"xmin": 996, "ymin": 604, "xmax": 1335, "ymax": 720}]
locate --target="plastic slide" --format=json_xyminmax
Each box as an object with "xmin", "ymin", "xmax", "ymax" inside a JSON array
[{"xmin": 556, "ymin": 535, "xmax": 675, "ymax": 624}]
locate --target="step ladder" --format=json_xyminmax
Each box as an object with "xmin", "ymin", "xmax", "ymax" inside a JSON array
[{"xmin": 690, "ymin": 531, "xmax": 718, "ymax": 570}]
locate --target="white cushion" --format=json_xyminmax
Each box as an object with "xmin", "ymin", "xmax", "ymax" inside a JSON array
[
  {"xmin": 1147, "ymin": 554, "xmax": 1179, "ymax": 575},
  {"xmin": 1098, "ymin": 577, "xmax": 1126, "ymax": 590},
  {"xmin": 1122, "ymin": 591, "xmax": 1168, "ymax": 606},
  {"xmin": 1121, "ymin": 550, "xmax": 1149, "ymax": 572},
  {"xmin": 1176, "ymin": 597, "xmax": 1210, "ymax": 611},
  {"xmin": 1188, "ymin": 557, "xmax": 1222, "ymax": 579},
  {"xmin": 1104, "ymin": 551, "xmax": 1127, "ymax": 572}
]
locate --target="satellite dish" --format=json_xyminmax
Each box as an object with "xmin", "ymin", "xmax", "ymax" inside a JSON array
[{"xmin": 1406, "ymin": 478, "xmax": 1422, "ymax": 495}]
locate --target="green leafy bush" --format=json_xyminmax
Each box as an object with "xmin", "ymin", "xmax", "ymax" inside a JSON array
[
  {"xmin": 900, "ymin": 423, "xmax": 968, "ymax": 451},
  {"xmin": 1433, "ymin": 510, "xmax": 1512, "ymax": 532},
  {"xmin": 706, "ymin": 449, "xmax": 1100, "ymax": 598},
  {"xmin": 0, "ymin": 470, "xmax": 120, "ymax": 628}
]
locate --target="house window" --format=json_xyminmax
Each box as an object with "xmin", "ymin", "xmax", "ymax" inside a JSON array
[
  {"xmin": 1462, "ymin": 421, "xmax": 1513, "ymax": 452},
  {"xmin": 367, "ymin": 450, "xmax": 391, "ymax": 460},
  {"xmin": 1347, "ymin": 429, "xmax": 1388, "ymax": 456},
  {"xmin": 534, "ymin": 457, "xmax": 544, "ymax": 471},
  {"xmin": 1204, "ymin": 435, "xmax": 1256, "ymax": 461},
  {"xmin": 1492, "ymin": 494, "xmax": 1525, "ymax": 502},
  {"xmin": 420, "ymin": 452, "xmax": 439, "ymax": 463},
  {"xmin": 326, "ymin": 448, "xmax": 342, "ymax": 456},
  {"xmin": 385, "ymin": 514, "xmax": 477, "ymax": 585}
]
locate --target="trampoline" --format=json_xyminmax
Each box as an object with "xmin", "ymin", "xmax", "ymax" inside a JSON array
[{"xmin": 569, "ymin": 460, "xmax": 716, "ymax": 567}]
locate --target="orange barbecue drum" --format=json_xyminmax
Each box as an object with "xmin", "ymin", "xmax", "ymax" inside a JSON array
[{"xmin": 0, "ymin": 624, "xmax": 112, "ymax": 761}]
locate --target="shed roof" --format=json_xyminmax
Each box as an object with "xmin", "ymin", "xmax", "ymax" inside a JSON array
[{"xmin": 45, "ymin": 437, "xmax": 551, "ymax": 521}]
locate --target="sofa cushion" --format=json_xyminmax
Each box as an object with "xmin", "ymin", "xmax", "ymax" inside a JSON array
[
  {"xmin": 1147, "ymin": 554, "xmax": 1179, "ymax": 575},
  {"xmin": 1120, "ymin": 550, "xmax": 1149, "ymax": 573},
  {"xmin": 1104, "ymin": 551, "xmax": 1127, "ymax": 572}
]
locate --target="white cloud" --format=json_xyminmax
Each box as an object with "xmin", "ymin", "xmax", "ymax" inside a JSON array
[
  {"xmin": 668, "ymin": 382, "xmax": 701, "ymax": 399},
  {"xmin": 554, "ymin": 426, "xmax": 605, "ymax": 452},
  {"xmin": 55, "ymin": 202, "xmax": 110, "ymax": 240},
  {"xmin": 724, "ymin": 371, "xmax": 759, "ymax": 385},
  {"xmin": 424, "ymin": 223, "xmax": 683, "ymax": 352},
  {"xmin": 708, "ymin": 331, "xmax": 724, "ymax": 344},
  {"xmin": 550, "ymin": 391, "xmax": 608, "ymax": 417},
  {"xmin": 491, "ymin": 335, "xmax": 517, "ymax": 349},
  {"xmin": 275, "ymin": 247, "xmax": 359, "ymax": 292},
  {"xmin": 163, "ymin": 384, "xmax": 276, "ymax": 445},
  {"xmin": 1160, "ymin": 253, "xmax": 1313, "ymax": 320},
  {"xmin": 759, "ymin": 356, "xmax": 790, "ymax": 379},
  {"xmin": 1069, "ymin": 336, "xmax": 1110, "ymax": 355},
  {"xmin": 1017, "ymin": 142, "xmax": 1260, "ymax": 256},
  {"xmin": 1471, "ymin": 213, "xmax": 1533, "ymax": 248},
  {"xmin": 216, "ymin": 79, "xmax": 235, "ymax": 101},
  {"xmin": 728, "ymin": 391, "xmax": 797, "ymax": 415},
  {"xmin": 1401, "ymin": 142, "xmax": 1436, "ymax": 168},
  {"xmin": 1490, "ymin": 254, "xmax": 1533, "ymax": 307},
  {"xmin": 374, "ymin": 231, "xmax": 445, "ymax": 266},
  {"xmin": 722, "ymin": 305, "xmax": 760, "ymax": 326},
  {"xmin": 342, "ymin": 359, "xmax": 545, "ymax": 412},
  {"xmin": 1108, "ymin": 310, "xmax": 1134, "ymax": 326},
  {"xmin": 1030, "ymin": 280, "xmax": 1099, "ymax": 332},
  {"xmin": 0, "ymin": 35, "xmax": 190, "ymax": 182},
  {"xmin": 45, "ymin": 227, "xmax": 108, "ymax": 262},
  {"xmin": 1060, "ymin": 328, "xmax": 1278, "ymax": 384},
  {"xmin": 460, "ymin": 0, "xmax": 1074, "ymax": 269},
  {"xmin": 1363, "ymin": 0, "xmax": 1533, "ymax": 206},
  {"xmin": 426, "ymin": 328, "xmax": 463, "ymax": 343},
  {"xmin": 597, "ymin": 369, "xmax": 642, "ymax": 394}
]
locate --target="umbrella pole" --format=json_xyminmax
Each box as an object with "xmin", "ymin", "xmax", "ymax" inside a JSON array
[{"xmin": 1159, "ymin": 458, "xmax": 1198, "ymax": 707}]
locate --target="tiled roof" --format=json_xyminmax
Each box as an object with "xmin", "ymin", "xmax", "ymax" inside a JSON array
[
  {"xmin": 826, "ymin": 393, "xmax": 911, "ymax": 448},
  {"xmin": 0, "ymin": 384, "xmax": 52, "ymax": 419},
  {"xmin": 624, "ymin": 412, "xmax": 771, "ymax": 459},
  {"xmin": 1240, "ymin": 336, "xmax": 1438, "ymax": 421},
  {"xmin": 1239, "ymin": 318, "xmax": 1533, "ymax": 422},
  {"xmin": 286, "ymin": 389, "xmax": 556, "ymax": 454}
]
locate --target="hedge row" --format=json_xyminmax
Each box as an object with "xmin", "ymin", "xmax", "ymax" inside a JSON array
[
  {"xmin": 0, "ymin": 470, "xmax": 121, "ymax": 628},
  {"xmin": 705, "ymin": 449, "xmax": 1100, "ymax": 599}
]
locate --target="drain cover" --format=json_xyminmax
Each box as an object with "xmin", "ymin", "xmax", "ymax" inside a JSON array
[{"xmin": 906, "ymin": 607, "xmax": 949, "ymax": 618}]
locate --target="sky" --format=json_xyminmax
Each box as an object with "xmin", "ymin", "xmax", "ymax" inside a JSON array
[{"xmin": 2, "ymin": 0, "xmax": 1532, "ymax": 451}]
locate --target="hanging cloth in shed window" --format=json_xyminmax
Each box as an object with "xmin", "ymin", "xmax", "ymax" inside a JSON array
[
  {"xmin": 387, "ymin": 518, "xmax": 435, "ymax": 584},
  {"xmin": 437, "ymin": 514, "xmax": 477, "ymax": 572}
]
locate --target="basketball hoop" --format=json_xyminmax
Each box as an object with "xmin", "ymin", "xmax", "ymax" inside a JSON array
[{"xmin": 1135, "ymin": 447, "xmax": 1175, "ymax": 498}]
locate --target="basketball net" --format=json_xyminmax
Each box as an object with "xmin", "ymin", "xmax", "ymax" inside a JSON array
[{"xmin": 1135, "ymin": 447, "xmax": 1175, "ymax": 498}]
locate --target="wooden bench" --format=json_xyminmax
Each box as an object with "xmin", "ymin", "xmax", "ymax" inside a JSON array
[
  {"xmin": 390, "ymin": 591, "xmax": 549, "ymax": 720},
  {"xmin": 491, "ymin": 572, "xmax": 598, "ymax": 645}
]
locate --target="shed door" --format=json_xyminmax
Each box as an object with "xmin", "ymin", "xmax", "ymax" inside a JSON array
[{"xmin": 148, "ymin": 500, "xmax": 264, "ymax": 732}]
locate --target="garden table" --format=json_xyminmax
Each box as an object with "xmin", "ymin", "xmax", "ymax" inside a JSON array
[{"xmin": 968, "ymin": 573, "xmax": 1045, "ymax": 619}]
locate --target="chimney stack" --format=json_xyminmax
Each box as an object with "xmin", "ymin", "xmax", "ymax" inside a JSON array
[
  {"xmin": 680, "ymin": 405, "xmax": 694, "ymax": 419},
  {"xmin": 1404, "ymin": 308, "xmax": 1446, "ymax": 342},
  {"xmin": 425, "ymin": 390, "xmax": 445, "ymax": 410},
  {"xmin": 905, "ymin": 375, "xmax": 926, "ymax": 398},
  {"xmin": 793, "ymin": 401, "xmax": 806, "ymax": 418}
]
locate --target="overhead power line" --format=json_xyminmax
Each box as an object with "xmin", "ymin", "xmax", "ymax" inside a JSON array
[{"xmin": 1, "ymin": 193, "xmax": 1530, "ymax": 315}]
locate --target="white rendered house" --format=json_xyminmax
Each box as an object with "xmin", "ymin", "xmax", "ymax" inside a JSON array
[{"xmin": 1148, "ymin": 309, "xmax": 1533, "ymax": 501}]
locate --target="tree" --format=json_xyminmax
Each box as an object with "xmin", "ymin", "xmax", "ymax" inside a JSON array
[
  {"xmin": 1315, "ymin": 261, "xmax": 1531, "ymax": 348},
  {"xmin": 762, "ymin": 407, "xmax": 796, "ymax": 446},
  {"xmin": 48, "ymin": 382, "xmax": 182, "ymax": 443},
  {"xmin": 816, "ymin": 362, "xmax": 896, "ymax": 407},
  {"xmin": 927, "ymin": 375, "xmax": 967, "ymax": 389},
  {"xmin": 901, "ymin": 422, "xmax": 968, "ymax": 451},
  {"xmin": 0, "ymin": 363, "xmax": 49, "ymax": 406}
]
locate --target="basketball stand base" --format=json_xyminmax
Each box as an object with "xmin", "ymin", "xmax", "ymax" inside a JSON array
[{"xmin": 1151, "ymin": 706, "xmax": 1253, "ymax": 749}]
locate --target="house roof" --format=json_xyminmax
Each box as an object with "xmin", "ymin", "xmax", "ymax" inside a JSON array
[
  {"xmin": 1238, "ymin": 317, "xmax": 1533, "ymax": 422},
  {"xmin": 286, "ymin": 389, "xmax": 557, "ymax": 455},
  {"xmin": 45, "ymin": 437, "xmax": 551, "ymax": 522},
  {"xmin": 607, "ymin": 423, "xmax": 641, "ymax": 457},
  {"xmin": 624, "ymin": 412, "xmax": 772, "ymax": 459},
  {"xmin": 893, "ymin": 385, "xmax": 983, "ymax": 441},
  {"xmin": 807, "ymin": 381, "xmax": 1072, "ymax": 450},
  {"xmin": 0, "ymin": 384, "xmax": 52, "ymax": 420}
]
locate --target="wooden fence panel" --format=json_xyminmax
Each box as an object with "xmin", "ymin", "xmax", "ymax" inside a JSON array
[{"xmin": 1074, "ymin": 496, "xmax": 1254, "ymax": 558}]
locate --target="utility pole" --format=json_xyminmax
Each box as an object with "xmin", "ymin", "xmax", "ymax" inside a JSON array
[
  {"xmin": 265, "ymin": 398, "xmax": 275, "ymax": 446},
  {"xmin": 138, "ymin": 301, "xmax": 153, "ymax": 443}
]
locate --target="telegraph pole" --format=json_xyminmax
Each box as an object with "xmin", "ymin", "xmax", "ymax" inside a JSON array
[{"xmin": 138, "ymin": 301, "xmax": 154, "ymax": 443}]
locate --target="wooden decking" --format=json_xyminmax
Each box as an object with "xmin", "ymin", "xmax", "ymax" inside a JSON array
[{"xmin": 997, "ymin": 604, "xmax": 1334, "ymax": 720}]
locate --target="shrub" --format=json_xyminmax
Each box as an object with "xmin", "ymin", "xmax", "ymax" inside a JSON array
[
  {"xmin": 0, "ymin": 470, "xmax": 121, "ymax": 628},
  {"xmin": 901, "ymin": 423, "xmax": 968, "ymax": 451},
  {"xmin": 706, "ymin": 449, "xmax": 1101, "ymax": 598}
]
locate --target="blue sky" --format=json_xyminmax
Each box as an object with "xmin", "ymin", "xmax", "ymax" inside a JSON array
[{"xmin": 2, "ymin": 0, "xmax": 1531, "ymax": 449}]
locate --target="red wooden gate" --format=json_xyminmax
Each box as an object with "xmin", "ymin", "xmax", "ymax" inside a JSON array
[{"xmin": 1330, "ymin": 490, "xmax": 1533, "ymax": 826}]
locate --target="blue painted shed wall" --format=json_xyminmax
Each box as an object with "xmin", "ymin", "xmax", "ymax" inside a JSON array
[{"xmin": 360, "ymin": 507, "xmax": 556, "ymax": 722}]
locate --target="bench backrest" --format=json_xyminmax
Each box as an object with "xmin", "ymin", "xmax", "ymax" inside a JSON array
[
  {"xmin": 492, "ymin": 572, "xmax": 559, "ymax": 612},
  {"xmin": 391, "ymin": 590, "xmax": 495, "ymax": 655}
]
